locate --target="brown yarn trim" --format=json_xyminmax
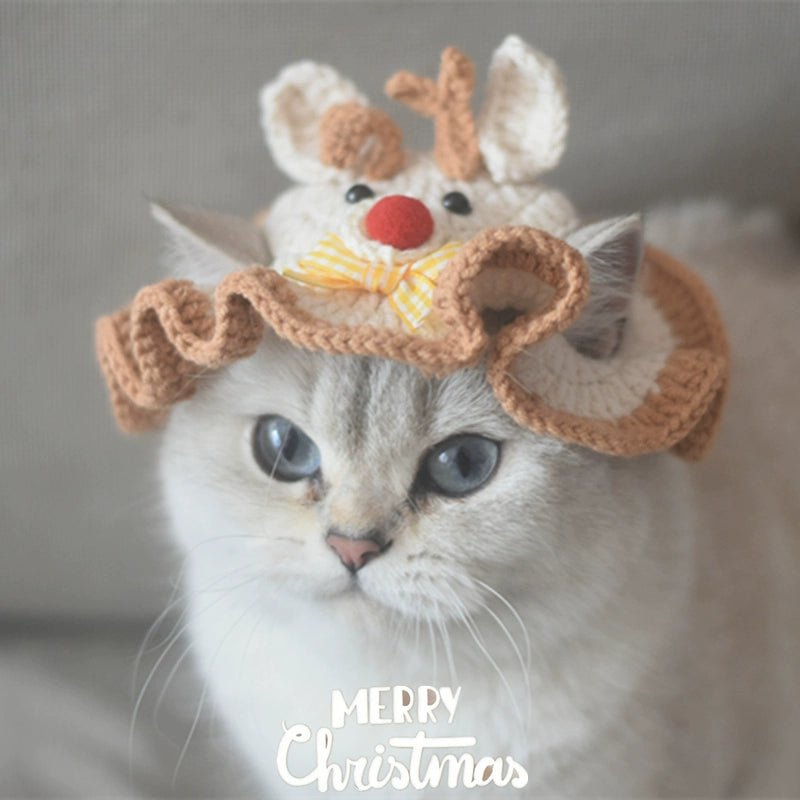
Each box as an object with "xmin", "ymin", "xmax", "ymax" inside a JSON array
[
  {"xmin": 386, "ymin": 46, "xmax": 484, "ymax": 181},
  {"xmin": 488, "ymin": 245, "xmax": 729, "ymax": 460},
  {"xmin": 95, "ymin": 227, "xmax": 586, "ymax": 434},
  {"xmin": 435, "ymin": 227, "xmax": 589, "ymax": 352},
  {"xmin": 95, "ymin": 232, "xmax": 728, "ymax": 460},
  {"xmin": 643, "ymin": 246, "xmax": 729, "ymax": 460},
  {"xmin": 318, "ymin": 102, "xmax": 406, "ymax": 180}
]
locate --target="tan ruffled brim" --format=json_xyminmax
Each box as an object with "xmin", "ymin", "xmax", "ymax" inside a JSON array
[{"xmin": 95, "ymin": 227, "xmax": 727, "ymax": 460}]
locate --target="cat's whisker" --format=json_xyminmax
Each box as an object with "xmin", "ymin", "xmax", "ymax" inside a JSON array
[
  {"xmin": 151, "ymin": 571, "xmax": 265, "ymax": 736},
  {"xmin": 130, "ymin": 595, "xmax": 185, "ymax": 785},
  {"xmin": 133, "ymin": 570, "xmax": 189, "ymax": 704},
  {"xmin": 498, "ymin": 366, "xmax": 530, "ymax": 392},
  {"xmin": 129, "ymin": 563, "xmax": 261, "ymax": 779},
  {"xmin": 436, "ymin": 616, "xmax": 458, "ymax": 686},
  {"xmin": 152, "ymin": 641, "xmax": 195, "ymax": 736},
  {"xmin": 139, "ymin": 535, "xmax": 267, "ymax": 642},
  {"xmin": 443, "ymin": 584, "xmax": 527, "ymax": 733},
  {"xmin": 182, "ymin": 533, "xmax": 274, "ymax": 557},
  {"xmin": 134, "ymin": 564, "xmax": 221, "ymax": 673},
  {"xmin": 137, "ymin": 560, "xmax": 261, "ymax": 667},
  {"xmin": 172, "ymin": 682, "xmax": 209, "ymax": 787},
  {"xmin": 470, "ymin": 593, "xmax": 532, "ymax": 732},
  {"xmin": 130, "ymin": 613, "xmax": 195, "ymax": 778},
  {"xmin": 425, "ymin": 615, "xmax": 438, "ymax": 683},
  {"xmin": 238, "ymin": 601, "xmax": 267, "ymax": 689},
  {"xmin": 467, "ymin": 580, "xmax": 530, "ymax": 688},
  {"xmin": 392, "ymin": 606, "xmax": 409, "ymax": 649},
  {"xmin": 98, "ymin": 480, "xmax": 164, "ymax": 529},
  {"xmin": 172, "ymin": 591, "xmax": 263, "ymax": 787},
  {"xmin": 474, "ymin": 578, "xmax": 532, "ymax": 675}
]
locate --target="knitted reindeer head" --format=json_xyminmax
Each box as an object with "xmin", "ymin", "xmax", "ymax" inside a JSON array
[{"xmin": 95, "ymin": 36, "xmax": 728, "ymax": 459}]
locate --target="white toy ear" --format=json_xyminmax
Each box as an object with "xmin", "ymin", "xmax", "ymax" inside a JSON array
[
  {"xmin": 151, "ymin": 200, "xmax": 271, "ymax": 285},
  {"xmin": 260, "ymin": 61, "xmax": 368, "ymax": 184},
  {"xmin": 477, "ymin": 35, "xmax": 568, "ymax": 184},
  {"xmin": 563, "ymin": 214, "xmax": 644, "ymax": 359}
]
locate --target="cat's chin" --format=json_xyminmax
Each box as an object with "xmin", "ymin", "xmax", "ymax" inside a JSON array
[
  {"xmin": 295, "ymin": 572, "xmax": 441, "ymax": 629},
  {"xmin": 300, "ymin": 578, "xmax": 406, "ymax": 637},
  {"xmin": 295, "ymin": 574, "xmax": 466, "ymax": 632}
]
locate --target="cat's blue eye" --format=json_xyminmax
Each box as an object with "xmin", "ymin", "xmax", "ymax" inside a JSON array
[
  {"xmin": 421, "ymin": 435, "xmax": 499, "ymax": 498},
  {"xmin": 252, "ymin": 415, "xmax": 321, "ymax": 482}
]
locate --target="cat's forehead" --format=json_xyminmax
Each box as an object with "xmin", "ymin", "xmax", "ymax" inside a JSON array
[
  {"xmin": 310, "ymin": 353, "xmax": 516, "ymax": 450},
  {"xmin": 210, "ymin": 334, "xmax": 517, "ymax": 446}
]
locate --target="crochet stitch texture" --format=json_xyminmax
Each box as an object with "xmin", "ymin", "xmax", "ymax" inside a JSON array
[{"xmin": 94, "ymin": 38, "xmax": 729, "ymax": 461}]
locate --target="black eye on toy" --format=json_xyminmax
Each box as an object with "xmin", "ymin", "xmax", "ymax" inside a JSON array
[
  {"xmin": 441, "ymin": 191, "xmax": 472, "ymax": 215},
  {"xmin": 345, "ymin": 184, "xmax": 375, "ymax": 204},
  {"xmin": 252, "ymin": 415, "xmax": 321, "ymax": 482}
]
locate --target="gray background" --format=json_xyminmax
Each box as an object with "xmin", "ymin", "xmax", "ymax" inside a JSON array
[{"xmin": 2, "ymin": 0, "xmax": 800, "ymax": 624}]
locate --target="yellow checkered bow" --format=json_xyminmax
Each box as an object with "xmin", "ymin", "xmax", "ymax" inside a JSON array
[{"xmin": 282, "ymin": 234, "xmax": 463, "ymax": 331}]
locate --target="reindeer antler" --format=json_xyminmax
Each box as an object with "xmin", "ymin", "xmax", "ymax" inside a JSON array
[
  {"xmin": 318, "ymin": 102, "xmax": 406, "ymax": 180},
  {"xmin": 386, "ymin": 46, "xmax": 484, "ymax": 181}
]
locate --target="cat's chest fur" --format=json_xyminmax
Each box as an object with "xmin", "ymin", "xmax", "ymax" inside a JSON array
[{"xmin": 181, "ymin": 557, "xmax": 687, "ymax": 797}]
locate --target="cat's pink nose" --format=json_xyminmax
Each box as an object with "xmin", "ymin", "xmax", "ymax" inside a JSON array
[
  {"xmin": 326, "ymin": 532, "xmax": 385, "ymax": 572},
  {"xmin": 364, "ymin": 195, "xmax": 434, "ymax": 250}
]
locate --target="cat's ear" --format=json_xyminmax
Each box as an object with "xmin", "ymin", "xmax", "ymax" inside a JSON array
[
  {"xmin": 563, "ymin": 214, "xmax": 644, "ymax": 359},
  {"xmin": 150, "ymin": 200, "xmax": 271, "ymax": 285}
]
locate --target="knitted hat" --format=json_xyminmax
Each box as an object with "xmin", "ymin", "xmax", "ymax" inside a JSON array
[{"xmin": 95, "ymin": 37, "xmax": 728, "ymax": 460}]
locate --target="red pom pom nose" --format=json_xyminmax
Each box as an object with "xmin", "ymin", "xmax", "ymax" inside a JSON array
[{"xmin": 364, "ymin": 195, "xmax": 435, "ymax": 251}]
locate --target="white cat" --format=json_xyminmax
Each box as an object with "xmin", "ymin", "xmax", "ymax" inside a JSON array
[
  {"xmin": 149, "ymin": 198, "xmax": 800, "ymax": 798},
  {"xmin": 107, "ymin": 37, "xmax": 800, "ymax": 798}
]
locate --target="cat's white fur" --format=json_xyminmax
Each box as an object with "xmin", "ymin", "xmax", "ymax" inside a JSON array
[
  {"xmin": 151, "ymin": 34, "xmax": 799, "ymax": 799},
  {"xmin": 157, "ymin": 200, "xmax": 800, "ymax": 796}
]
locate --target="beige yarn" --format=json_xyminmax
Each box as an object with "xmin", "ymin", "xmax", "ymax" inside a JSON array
[
  {"xmin": 488, "ymin": 246, "xmax": 728, "ymax": 461},
  {"xmin": 95, "ymin": 227, "xmax": 728, "ymax": 460}
]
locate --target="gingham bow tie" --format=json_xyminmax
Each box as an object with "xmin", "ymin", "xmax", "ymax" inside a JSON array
[{"xmin": 282, "ymin": 234, "xmax": 463, "ymax": 331}]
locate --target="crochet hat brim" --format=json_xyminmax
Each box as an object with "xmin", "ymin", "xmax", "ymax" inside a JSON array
[{"xmin": 95, "ymin": 226, "xmax": 728, "ymax": 460}]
